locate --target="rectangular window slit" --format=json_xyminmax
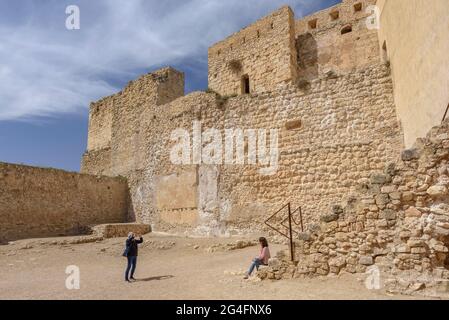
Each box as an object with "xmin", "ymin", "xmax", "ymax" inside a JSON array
[{"xmin": 241, "ymin": 75, "xmax": 250, "ymax": 94}]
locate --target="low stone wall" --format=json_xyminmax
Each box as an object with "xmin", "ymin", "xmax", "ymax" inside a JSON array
[
  {"xmin": 0, "ymin": 163, "xmax": 129, "ymax": 243},
  {"xmin": 91, "ymin": 223, "xmax": 151, "ymax": 238},
  {"xmin": 259, "ymin": 120, "xmax": 449, "ymax": 295}
]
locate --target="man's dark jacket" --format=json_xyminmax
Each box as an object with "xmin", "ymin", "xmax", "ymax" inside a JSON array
[{"xmin": 124, "ymin": 237, "xmax": 143, "ymax": 257}]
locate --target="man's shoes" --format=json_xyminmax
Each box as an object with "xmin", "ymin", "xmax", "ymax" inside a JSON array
[
  {"xmin": 125, "ymin": 279, "xmax": 131, "ymax": 282},
  {"xmin": 130, "ymin": 277, "xmax": 136, "ymax": 281},
  {"xmin": 243, "ymin": 274, "xmax": 249, "ymax": 280}
]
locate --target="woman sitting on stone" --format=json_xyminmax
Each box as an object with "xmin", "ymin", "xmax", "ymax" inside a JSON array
[{"xmin": 244, "ymin": 237, "xmax": 271, "ymax": 279}]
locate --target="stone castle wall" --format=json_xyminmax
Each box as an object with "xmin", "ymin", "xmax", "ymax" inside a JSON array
[
  {"xmin": 377, "ymin": 0, "xmax": 449, "ymax": 148},
  {"xmin": 208, "ymin": 6, "xmax": 298, "ymax": 96},
  {"xmin": 82, "ymin": 67, "xmax": 185, "ymax": 177},
  {"xmin": 213, "ymin": 64, "xmax": 402, "ymax": 235},
  {"xmin": 0, "ymin": 162, "xmax": 128, "ymax": 243},
  {"xmin": 0, "ymin": 0, "xmax": 444, "ymax": 297},
  {"xmin": 295, "ymin": 0, "xmax": 379, "ymax": 80},
  {"xmin": 81, "ymin": 3, "xmax": 404, "ymax": 236},
  {"xmin": 82, "ymin": 62, "xmax": 403, "ymax": 236},
  {"xmin": 261, "ymin": 120, "xmax": 449, "ymax": 295},
  {"xmin": 87, "ymin": 96, "xmax": 114, "ymax": 151},
  {"xmin": 207, "ymin": 1, "xmax": 380, "ymax": 97}
]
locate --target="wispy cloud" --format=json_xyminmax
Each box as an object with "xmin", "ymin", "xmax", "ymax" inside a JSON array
[{"xmin": 0, "ymin": 0, "xmax": 336, "ymax": 122}]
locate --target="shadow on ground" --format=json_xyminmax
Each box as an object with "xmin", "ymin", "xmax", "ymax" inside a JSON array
[{"xmin": 136, "ymin": 275, "xmax": 174, "ymax": 282}]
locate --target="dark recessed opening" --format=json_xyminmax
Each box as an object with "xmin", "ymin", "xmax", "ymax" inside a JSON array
[
  {"xmin": 308, "ymin": 19, "xmax": 317, "ymax": 29},
  {"xmin": 341, "ymin": 25, "xmax": 352, "ymax": 34},
  {"xmin": 330, "ymin": 11, "xmax": 339, "ymax": 21},
  {"xmin": 354, "ymin": 3, "xmax": 362, "ymax": 12},
  {"xmin": 241, "ymin": 75, "xmax": 250, "ymax": 94}
]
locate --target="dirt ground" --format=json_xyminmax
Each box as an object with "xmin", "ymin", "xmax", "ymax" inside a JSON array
[{"xmin": 0, "ymin": 233, "xmax": 432, "ymax": 300}]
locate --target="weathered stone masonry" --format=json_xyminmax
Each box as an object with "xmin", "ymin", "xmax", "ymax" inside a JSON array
[
  {"xmin": 208, "ymin": 6, "xmax": 298, "ymax": 96},
  {"xmin": 82, "ymin": 1, "xmax": 404, "ymax": 236},
  {"xmin": 0, "ymin": 162, "xmax": 128, "ymax": 243},
  {"xmin": 261, "ymin": 120, "xmax": 449, "ymax": 294},
  {"xmin": 1, "ymin": 0, "xmax": 447, "ymax": 294}
]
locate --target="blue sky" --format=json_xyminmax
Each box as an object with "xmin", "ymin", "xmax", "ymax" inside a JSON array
[{"xmin": 0, "ymin": 0, "xmax": 340, "ymax": 172}]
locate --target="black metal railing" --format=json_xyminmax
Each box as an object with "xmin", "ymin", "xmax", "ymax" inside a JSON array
[
  {"xmin": 264, "ymin": 202, "xmax": 304, "ymax": 261},
  {"xmin": 442, "ymin": 103, "xmax": 449, "ymax": 123}
]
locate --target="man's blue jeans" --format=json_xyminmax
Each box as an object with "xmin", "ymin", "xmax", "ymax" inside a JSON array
[
  {"xmin": 125, "ymin": 256, "xmax": 137, "ymax": 280},
  {"xmin": 248, "ymin": 258, "xmax": 263, "ymax": 275}
]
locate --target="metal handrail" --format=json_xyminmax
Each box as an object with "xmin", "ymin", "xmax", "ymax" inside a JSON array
[
  {"xmin": 264, "ymin": 202, "xmax": 304, "ymax": 261},
  {"xmin": 442, "ymin": 103, "xmax": 449, "ymax": 123},
  {"xmin": 281, "ymin": 206, "xmax": 304, "ymax": 234},
  {"xmin": 264, "ymin": 203, "xmax": 290, "ymax": 238}
]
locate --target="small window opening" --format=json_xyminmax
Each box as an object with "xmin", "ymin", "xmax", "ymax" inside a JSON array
[
  {"xmin": 270, "ymin": 22, "xmax": 274, "ymax": 29},
  {"xmin": 341, "ymin": 25, "xmax": 352, "ymax": 34},
  {"xmin": 217, "ymin": 50, "xmax": 221, "ymax": 57},
  {"xmin": 257, "ymin": 30, "xmax": 260, "ymax": 38},
  {"xmin": 354, "ymin": 3, "xmax": 362, "ymax": 12},
  {"xmin": 241, "ymin": 75, "xmax": 250, "ymax": 94},
  {"xmin": 242, "ymin": 37, "xmax": 246, "ymax": 44},
  {"xmin": 330, "ymin": 11, "xmax": 339, "ymax": 21},
  {"xmin": 308, "ymin": 19, "xmax": 317, "ymax": 30}
]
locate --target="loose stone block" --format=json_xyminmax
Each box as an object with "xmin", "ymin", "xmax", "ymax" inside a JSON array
[
  {"xmin": 359, "ymin": 256, "xmax": 374, "ymax": 266},
  {"xmin": 427, "ymin": 185, "xmax": 448, "ymax": 198},
  {"xmin": 401, "ymin": 149, "xmax": 420, "ymax": 161}
]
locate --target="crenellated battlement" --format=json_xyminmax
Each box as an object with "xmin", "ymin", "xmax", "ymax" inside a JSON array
[
  {"xmin": 208, "ymin": 6, "xmax": 298, "ymax": 96},
  {"xmin": 295, "ymin": 0, "xmax": 376, "ymax": 35},
  {"xmin": 207, "ymin": 1, "xmax": 380, "ymax": 96}
]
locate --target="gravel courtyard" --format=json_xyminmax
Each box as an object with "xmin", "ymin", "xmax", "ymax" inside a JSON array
[{"xmin": 0, "ymin": 233, "xmax": 431, "ymax": 300}]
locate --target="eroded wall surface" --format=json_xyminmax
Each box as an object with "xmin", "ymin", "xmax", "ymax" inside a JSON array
[
  {"xmin": 82, "ymin": 64, "xmax": 403, "ymax": 236},
  {"xmin": 82, "ymin": 67, "xmax": 185, "ymax": 177},
  {"xmin": 81, "ymin": 3, "xmax": 405, "ymax": 236},
  {"xmin": 212, "ymin": 64, "xmax": 402, "ymax": 235},
  {"xmin": 208, "ymin": 6, "xmax": 298, "ymax": 96},
  {"xmin": 261, "ymin": 119, "xmax": 449, "ymax": 294},
  {"xmin": 377, "ymin": 0, "xmax": 449, "ymax": 148},
  {"xmin": 295, "ymin": 0, "xmax": 379, "ymax": 80},
  {"xmin": 0, "ymin": 163, "xmax": 128, "ymax": 242},
  {"xmin": 207, "ymin": 1, "xmax": 380, "ymax": 97}
]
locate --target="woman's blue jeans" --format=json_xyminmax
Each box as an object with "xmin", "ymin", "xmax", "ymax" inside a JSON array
[
  {"xmin": 248, "ymin": 258, "xmax": 263, "ymax": 275},
  {"xmin": 125, "ymin": 256, "xmax": 137, "ymax": 280}
]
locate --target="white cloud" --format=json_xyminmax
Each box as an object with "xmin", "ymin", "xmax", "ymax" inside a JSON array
[{"xmin": 0, "ymin": 0, "xmax": 328, "ymax": 121}]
